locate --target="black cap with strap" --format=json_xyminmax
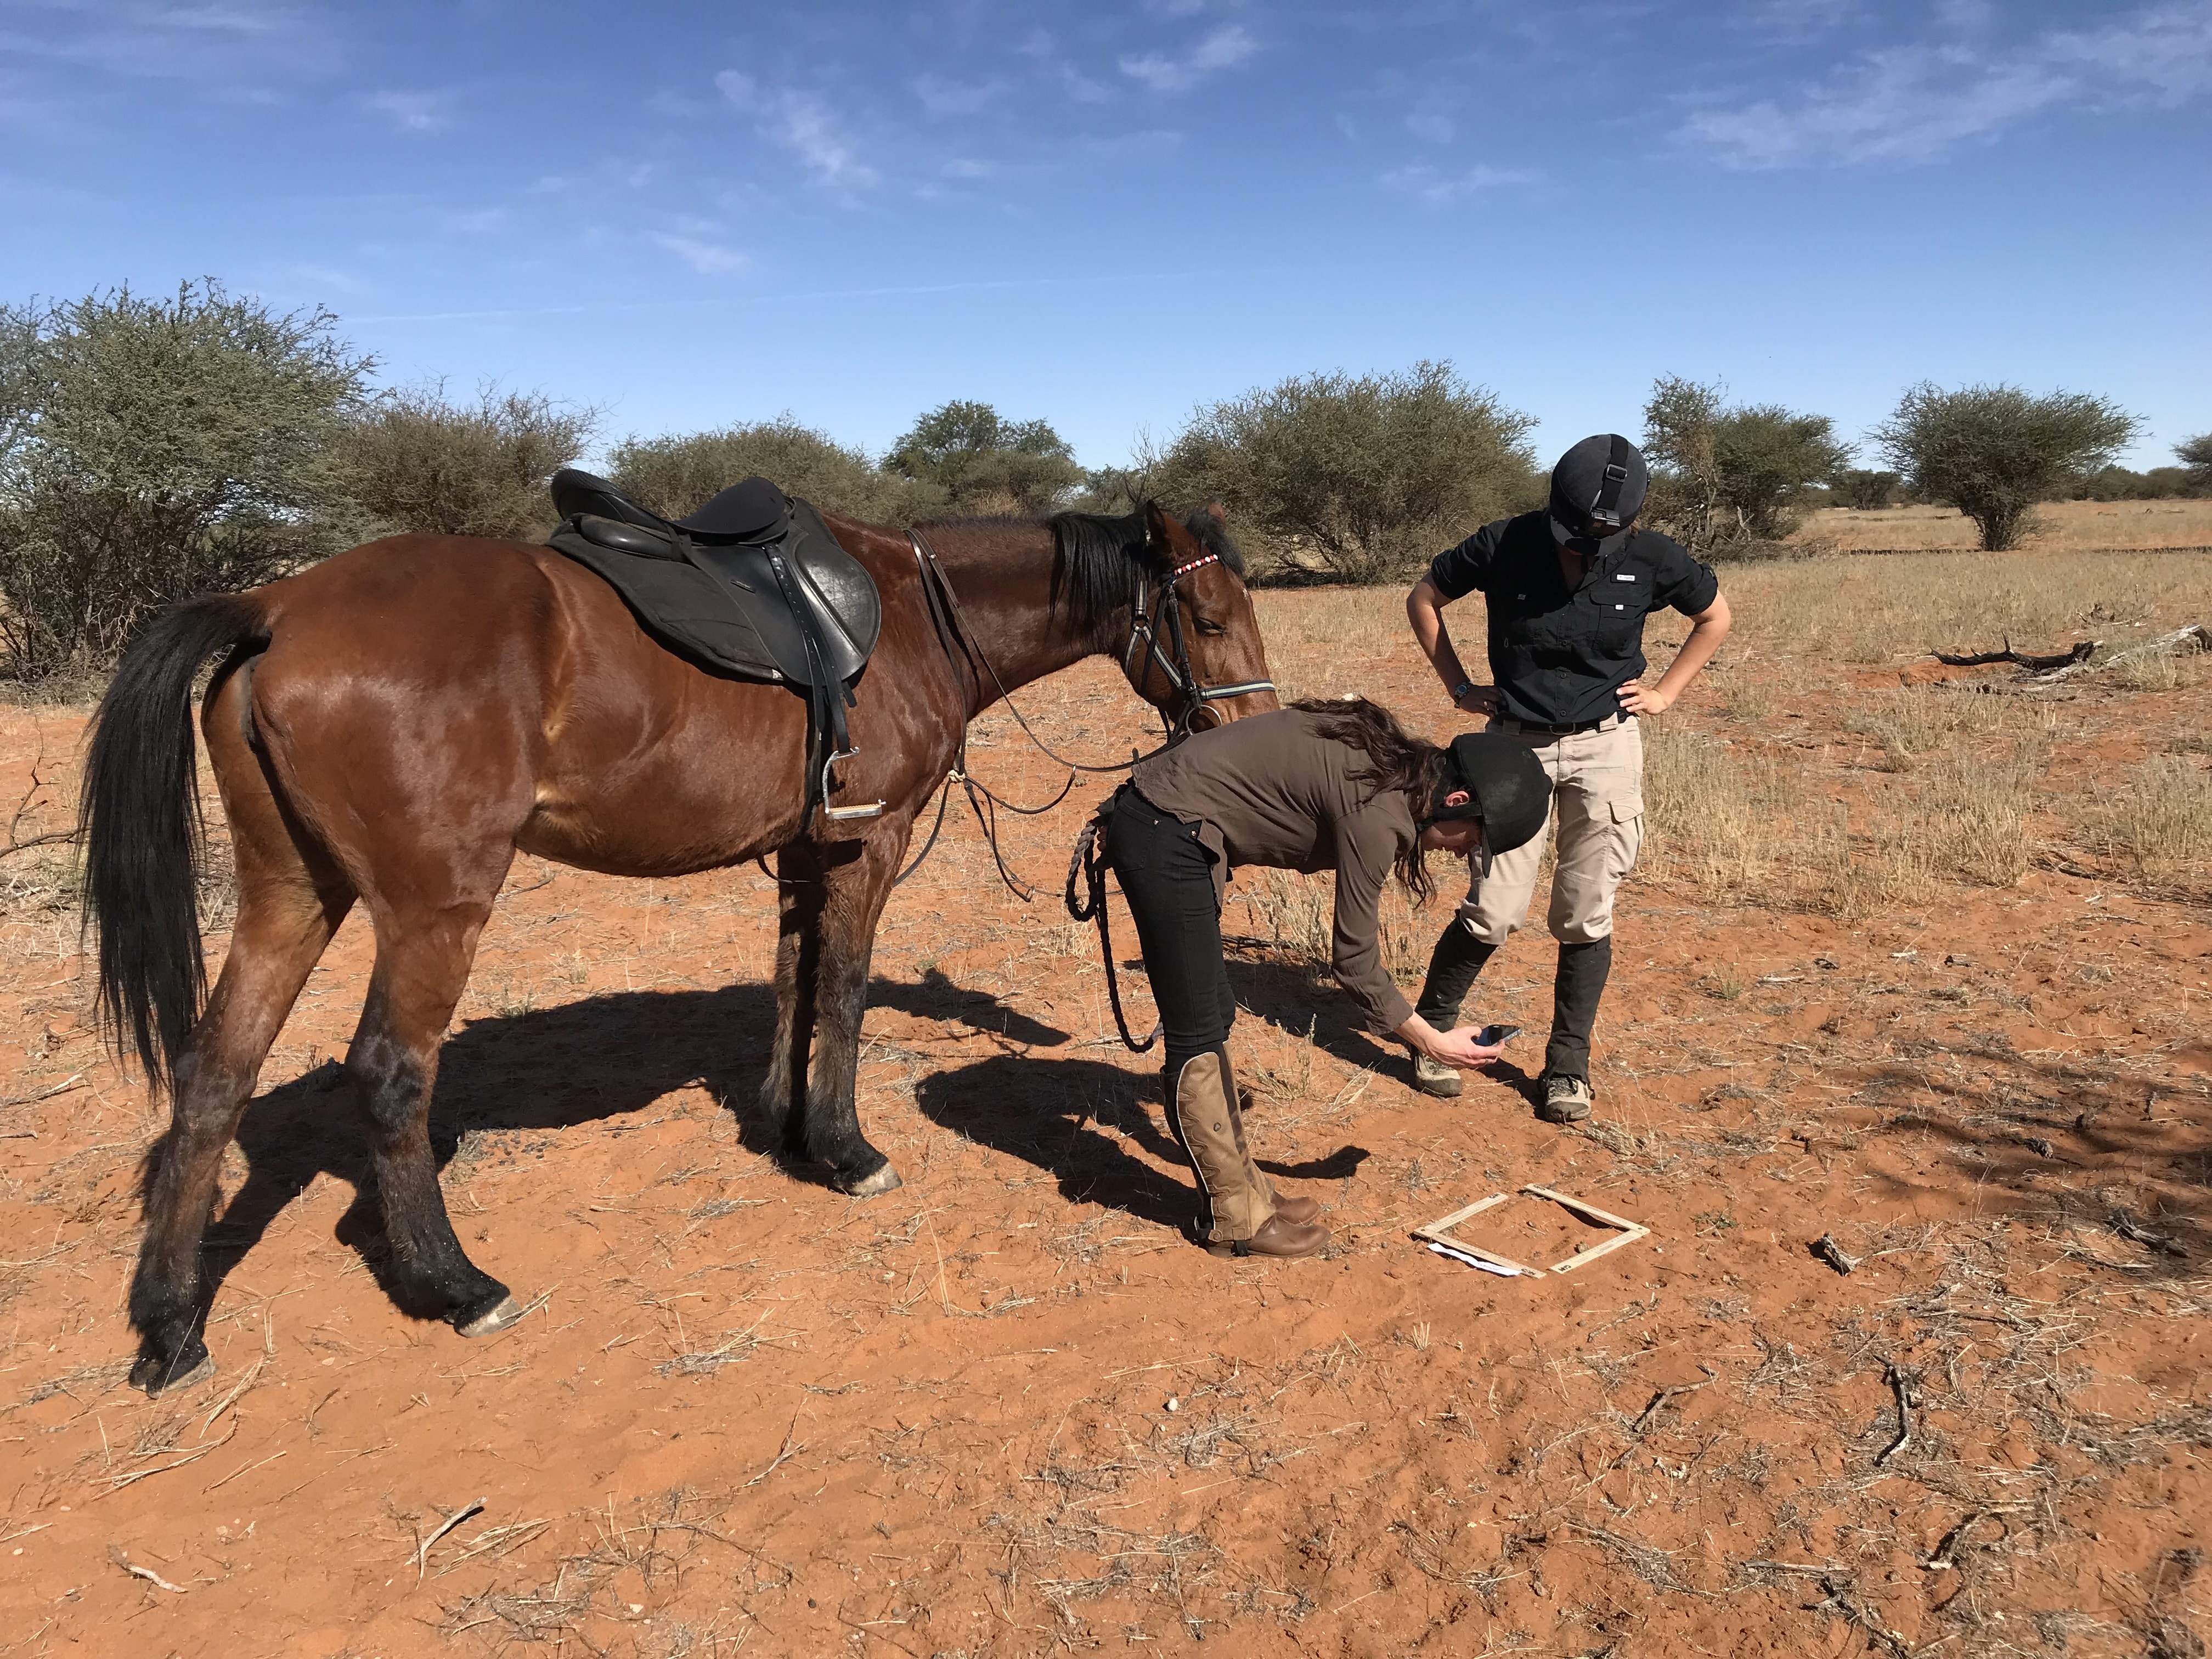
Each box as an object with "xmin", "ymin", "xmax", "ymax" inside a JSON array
[
  {"xmin": 1424, "ymin": 732, "xmax": 1552, "ymax": 878},
  {"xmin": 1548, "ymin": 433, "xmax": 1650, "ymax": 548}
]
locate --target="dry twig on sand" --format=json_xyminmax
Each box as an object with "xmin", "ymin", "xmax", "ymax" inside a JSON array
[{"xmin": 412, "ymin": 1496, "xmax": 487, "ymax": 1579}]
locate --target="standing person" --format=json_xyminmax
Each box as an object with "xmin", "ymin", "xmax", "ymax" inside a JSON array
[
  {"xmin": 1096, "ymin": 700, "xmax": 1551, "ymax": 1259},
  {"xmin": 1404, "ymin": 435, "xmax": 1733, "ymax": 1123}
]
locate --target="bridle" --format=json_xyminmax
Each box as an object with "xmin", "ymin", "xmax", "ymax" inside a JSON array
[
  {"xmin": 1122, "ymin": 549, "xmax": 1277, "ymax": 737},
  {"xmin": 892, "ymin": 526, "xmax": 1273, "ymax": 897}
]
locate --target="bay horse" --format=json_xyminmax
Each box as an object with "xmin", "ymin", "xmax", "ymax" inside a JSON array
[{"xmin": 80, "ymin": 501, "xmax": 1278, "ymax": 1395}]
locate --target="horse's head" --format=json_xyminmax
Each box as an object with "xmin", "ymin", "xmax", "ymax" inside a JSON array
[{"xmin": 1120, "ymin": 500, "xmax": 1279, "ymax": 733}]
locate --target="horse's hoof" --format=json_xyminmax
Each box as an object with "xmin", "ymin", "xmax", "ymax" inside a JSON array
[
  {"xmin": 840, "ymin": 1164, "xmax": 904, "ymax": 1199},
  {"xmin": 132, "ymin": 1348, "xmax": 215, "ymax": 1398},
  {"xmin": 455, "ymin": 1294, "xmax": 524, "ymax": 1338}
]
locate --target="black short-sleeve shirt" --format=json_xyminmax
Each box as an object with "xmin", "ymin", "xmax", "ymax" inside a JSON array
[{"xmin": 1428, "ymin": 512, "xmax": 1720, "ymax": 726}]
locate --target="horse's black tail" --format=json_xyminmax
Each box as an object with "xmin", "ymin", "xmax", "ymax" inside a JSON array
[{"xmin": 80, "ymin": 594, "xmax": 270, "ymax": 1094}]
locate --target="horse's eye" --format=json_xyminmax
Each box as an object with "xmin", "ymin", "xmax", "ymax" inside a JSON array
[{"xmin": 1194, "ymin": 617, "xmax": 1227, "ymax": 636}]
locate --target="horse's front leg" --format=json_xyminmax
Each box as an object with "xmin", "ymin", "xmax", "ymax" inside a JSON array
[{"xmin": 789, "ymin": 825, "xmax": 909, "ymax": 1197}]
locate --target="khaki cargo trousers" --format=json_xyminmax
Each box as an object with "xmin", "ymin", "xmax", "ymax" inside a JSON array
[{"xmin": 1457, "ymin": 714, "xmax": 1644, "ymax": 945}]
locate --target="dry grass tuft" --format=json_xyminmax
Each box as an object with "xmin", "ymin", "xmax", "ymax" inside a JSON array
[{"xmin": 2109, "ymin": 755, "xmax": 2212, "ymax": 880}]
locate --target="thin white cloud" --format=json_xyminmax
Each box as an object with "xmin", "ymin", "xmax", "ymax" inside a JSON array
[
  {"xmin": 1686, "ymin": 1, "xmax": 2212, "ymax": 167},
  {"xmin": 1, "ymin": 1, "xmax": 342, "ymax": 85},
  {"xmin": 366, "ymin": 89, "xmax": 449, "ymax": 132},
  {"xmin": 716, "ymin": 71, "xmax": 876, "ymax": 188},
  {"xmin": 1382, "ymin": 162, "xmax": 1539, "ymax": 201},
  {"xmin": 288, "ymin": 261, "xmax": 373, "ymax": 296},
  {"xmin": 1120, "ymin": 24, "xmax": 1256, "ymax": 94},
  {"xmin": 654, "ymin": 233, "xmax": 748, "ymax": 275},
  {"xmin": 912, "ymin": 74, "xmax": 1002, "ymax": 116}
]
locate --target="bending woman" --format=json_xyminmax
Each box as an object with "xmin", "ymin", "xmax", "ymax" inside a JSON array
[{"xmin": 1101, "ymin": 697, "xmax": 1550, "ymax": 1261}]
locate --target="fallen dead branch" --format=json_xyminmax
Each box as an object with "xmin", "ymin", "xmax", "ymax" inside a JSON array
[
  {"xmin": 2035, "ymin": 622, "xmax": 2211, "ymax": 682},
  {"xmin": 1933, "ymin": 638, "xmax": 2095, "ymax": 670}
]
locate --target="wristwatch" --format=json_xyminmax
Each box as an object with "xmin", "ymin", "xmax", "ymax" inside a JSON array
[{"xmin": 1449, "ymin": 679, "xmax": 1476, "ymax": 706}]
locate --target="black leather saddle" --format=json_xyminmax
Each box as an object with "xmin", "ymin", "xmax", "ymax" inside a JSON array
[
  {"xmin": 545, "ymin": 470, "xmax": 885, "ymax": 815},
  {"xmin": 547, "ymin": 470, "xmax": 880, "ymax": 688}
]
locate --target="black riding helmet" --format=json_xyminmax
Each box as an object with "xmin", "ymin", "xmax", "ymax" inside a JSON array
[
  {"xmin": 1425, "ymin": 732, "xmax": 1552, "ymax": 878},
  {"xmin": 1549, "ymin": 433, "xmax": 1649, "ymax": 548}
]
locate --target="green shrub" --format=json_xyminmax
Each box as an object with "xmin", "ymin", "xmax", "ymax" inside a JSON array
[
  {"xmin": 1149, "ymin": 360, "xmax": 1538, "ymax": 584},
  {"xmin": 336, "ymin": 382, "xmax": 595, "ymax": 540},
  {"xmin": 0, "ymin": 281, "xmax": 370, "ymax": 679},
  {"xmin": 1873, "ymin": 383, "xmax": 2140, "ymax": 550},
  {"xmin": 1641, "ymin": 376, "xmax": 1852, "ymax": 551},
  {"xmin": 611, "ymin": 416, "xmax": 940, "ymax": 524},
  {"xmin": 884, "ymin": 401, "xmax": 1082, "ymax": 517}
]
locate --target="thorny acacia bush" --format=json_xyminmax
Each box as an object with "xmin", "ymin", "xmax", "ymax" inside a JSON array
[
  {"xmin": 1641, "ymin": 373, "xmax": 1853, "ymax": 552},
  {"xmin": 0, "ymin": 282, "xmax": 371, "ymax": 680},
  {"xmin": 612, "ymin": 415, "xmax": 945, "ymax": 526},
  {"xmin": 335, "ymin": 382, "xmax": 595, "ymax": 541},
  {"xmin": 1874, "ymin": 382, "xmax": 2141, "ymax": 552},
  {"xmin": 1151, "ymin": 360, "xmax": 1541, "ymax": 584}
]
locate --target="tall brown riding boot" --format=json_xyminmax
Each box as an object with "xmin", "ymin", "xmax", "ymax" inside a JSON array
[
  {"xmin": 1222, "ymin": 1047, "xmax": 1321, "ymax": 1226},
  {"xmin": 1171, "ymin": 1052, "xmax": 1328, "ymax": 1259}
]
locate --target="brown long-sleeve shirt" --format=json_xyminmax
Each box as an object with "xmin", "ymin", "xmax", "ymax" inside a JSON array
[{"xmin": 1132, "ymin": 707, "xmax": 1419, "ymax": 1032}]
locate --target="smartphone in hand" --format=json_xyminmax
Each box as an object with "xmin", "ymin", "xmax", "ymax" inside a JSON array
[{"xmin": 1476, "ymin": 1023, "xmax": 1521, "ymax": 1046}]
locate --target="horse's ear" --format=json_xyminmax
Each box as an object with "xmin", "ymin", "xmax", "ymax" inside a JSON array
[
  {"xmin": 1203, "ymin": 498, "xmax": 1227, "ymax": 526},
  {"xmin": 1141, "ymin": 499, "xmax": 1187, "ymax": 567}
]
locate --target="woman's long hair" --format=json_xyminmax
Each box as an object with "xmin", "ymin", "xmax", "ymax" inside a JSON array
[{"xmin": 1291, "ymin": 696, "xmax": 1452, "ymax": 905}]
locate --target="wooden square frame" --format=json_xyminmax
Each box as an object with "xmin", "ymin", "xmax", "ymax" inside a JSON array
[{"xmin": 1412, "ymin": 1184, "xmax": 1651, "ymax": 1277}]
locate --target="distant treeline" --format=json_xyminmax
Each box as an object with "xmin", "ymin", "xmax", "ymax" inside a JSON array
[{"xmin": 2, "ymin": 281, "xmax": 2205, "ymax": 680}]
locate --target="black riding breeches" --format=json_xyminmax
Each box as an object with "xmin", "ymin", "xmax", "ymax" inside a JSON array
[{"xmin": 1104, "ymin": 786, "xmax": 1237, "ymax": 1084}]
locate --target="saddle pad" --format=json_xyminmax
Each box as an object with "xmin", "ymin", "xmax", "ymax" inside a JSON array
[{"xmin": 545, "ymin": 494, "xmax": 881, "ymax": 687}]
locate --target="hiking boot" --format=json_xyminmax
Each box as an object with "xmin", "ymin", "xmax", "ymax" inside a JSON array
[
  {"xmin": 1410, "ymin": 1052, "xmax": 1463, "ymax": 1098},
  {"xmin": 1205, "ymin": 1214, "xmax": 1330, "ymax": 1259},
  {"xmin": 1267, "ymin": 1187, "xmax": 1323, "ymax": 1225},
  {"xmin": 1538, "ymin": 1073, "xmax": 1593, "ymax": 1124}
]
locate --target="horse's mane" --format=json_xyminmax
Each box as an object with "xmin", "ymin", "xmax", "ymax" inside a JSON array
[{"xmin": 1045, "ymin": 506, "xmax": 1247, "ymax": 636}]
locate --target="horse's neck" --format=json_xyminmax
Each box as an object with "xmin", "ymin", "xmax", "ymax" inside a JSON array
[{"xmin": 931, "ymin": 524, "xmax": 1117, "ymax": 711}]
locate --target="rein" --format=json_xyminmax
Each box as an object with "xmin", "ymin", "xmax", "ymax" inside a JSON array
[
  {"xmin": 1064, "ymin": 811, "xmax": 1158, "ymax": 1053},
  {"xmin": 893, "ymin": 528, "xmax": 1273, "ymax": 898}
]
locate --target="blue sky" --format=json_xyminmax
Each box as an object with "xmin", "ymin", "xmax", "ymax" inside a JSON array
[{"xmin": 3, "ymin": 0, "xmax": 2205, "ymax": 472}]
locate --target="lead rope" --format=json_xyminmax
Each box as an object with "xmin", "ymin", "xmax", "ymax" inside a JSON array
[
  {"xmin": 894, "ymin": 532, "xmax": 1079, "ymax": 896},
  {"xmin": 1064, "ymin": 813, "xmax": 1158, "ymax": 1053}
]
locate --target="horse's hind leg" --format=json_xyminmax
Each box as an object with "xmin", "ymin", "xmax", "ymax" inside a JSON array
[
  {"xmin": 345, "ymin": 890, "xmax": 518, "ymax": 1335},
  {"xmin": 132, "ymin": 742, "xmax": 354, "ymax": 1395},
  {"xmin": 760, "ymin": 846, "xmax": 820, "ymax": 1153}
]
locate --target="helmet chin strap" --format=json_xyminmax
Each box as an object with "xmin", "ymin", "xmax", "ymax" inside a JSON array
[{"xmin": 1586, "ymin": 433, "xmax": 1634, "ymax": 531}]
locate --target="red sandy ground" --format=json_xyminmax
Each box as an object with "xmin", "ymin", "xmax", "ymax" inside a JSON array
[{"xmin": 0, "ymin": 607, "xmax": 2207, "ymax": 1658}]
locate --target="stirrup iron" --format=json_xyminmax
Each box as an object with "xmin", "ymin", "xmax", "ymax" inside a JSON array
[{"xmin": 821, "ymin": 747, "xmax": 884, "ymax": 822}]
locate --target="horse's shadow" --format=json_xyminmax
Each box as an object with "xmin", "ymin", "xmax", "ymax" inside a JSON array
[
  {"xmin": 192, "ymin": 957, "xmax": 1384, "ymax": 1318},
  {"xmin": 199, "ymin": 970, "xmax": 1043, "ymax": 1318}
]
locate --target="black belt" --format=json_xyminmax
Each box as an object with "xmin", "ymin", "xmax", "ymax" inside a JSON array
[{"xmin": 1502, "ymin": 714, "xmax": 1631, "ymax": 737}]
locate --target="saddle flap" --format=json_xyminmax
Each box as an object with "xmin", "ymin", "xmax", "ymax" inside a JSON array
[
  {"xmin": 679, "ymin": 477, "xmax": 788, "ymax": 542},
  {"xmin": 573, "ymin": 515, "xmax": 692, "ymax": 563}
]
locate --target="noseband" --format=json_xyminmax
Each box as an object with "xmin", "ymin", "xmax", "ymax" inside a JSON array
[{"xmin": 1122, "ymin": 549, "xmax": 1276, "ymax": 735}]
